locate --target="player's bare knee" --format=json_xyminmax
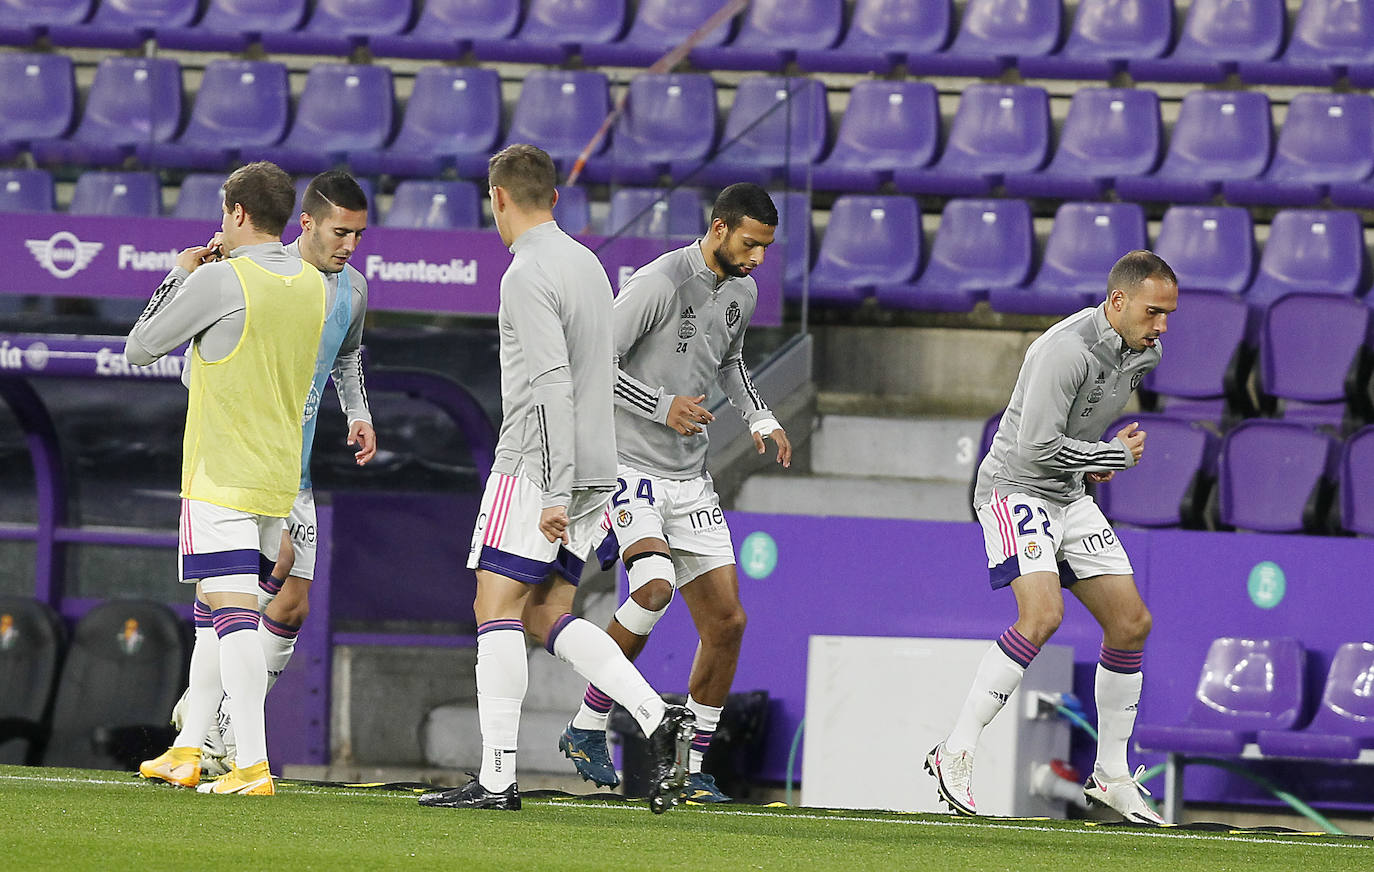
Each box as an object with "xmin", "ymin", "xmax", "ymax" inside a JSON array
[
  {"xmin": 1122, "ymin": 605, "xmax": 1152, "ymax": 648},
  {"xmin": 1018, "ymin": 604, "xmax": 1062, "ymax": 646},
  {"xmin": 702, "ymin": 604, "xmax": 746, "ymax": 649}
]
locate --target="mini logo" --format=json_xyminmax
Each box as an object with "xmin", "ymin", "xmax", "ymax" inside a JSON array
[
  {"xmin": 25, "ymin": 231, "xmax": 104, "ymax": 279},
  {"xmin": 677, "ymin": 320, "xmax": 696, "ymax": 340},
  {"xmin": 681, "ymin": 306, "xmax": 695, "ymax": 319},
  {"xmin": 615, "ymin": 509, "xmax": 633, "ymax": 527},
  {"xmin": 0, "ymin": 613, "xmax": 16, "ymax": 650},
  {"xmin": 725, "ymin": 300, "xmax": 741, "ymax": 328},
  {"xmin": 303, "ymin": 384, "xmax": 321, "ymax": 423},
  {"xmin": 118, "ymin": 618, "xmax": 144, "ymax": 655},
  {"xmin": 989, "ymin": 690, "xmax": 1009, "ymax": 704},
  {"xmin": 1095, "ymin": 371, "xmax": 1107, "ymax": 384},
  {"xmin": 23, "ymin": 341, "xmax": 49, "ymax": 371},
  {"xmin": 1024, "ymin": 542, "xmax": 1042, "ymax": 560},
  {"xmin": 1087, "ymin": 386, "xmax": 1104, "ymax": 404},
  {"xmin": 1130, "ymin": 372, "xmax": 1144, "ymax": 391}
]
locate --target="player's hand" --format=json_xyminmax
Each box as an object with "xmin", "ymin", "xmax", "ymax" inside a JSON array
[
  {"xmin": 1116, "ymin": 421, "xmax": 1146, "ymax": 462},
  {"xmin": 540, "ymin": 506, "xmax": 570, "ymax": 544},
  {"xmin": 176, "ymin": 244, "xmax": 219, "ymax": 273},
  {"xmin": 753, "ymin": 426, "xmax": 792, "ymax": 468},
  {"xmin": 1087, "ymin": 471, "xmax": 1115, "ymax": 483},
  {"xmin": 348, "ymin": 420, "xmax": 377, "ymax": 466},
  {"xmin": 667, "ymin": 394, "xmax": 713, "ymax": 436}
]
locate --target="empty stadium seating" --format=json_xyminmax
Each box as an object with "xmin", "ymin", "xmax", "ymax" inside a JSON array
[
  {"xmin": 136, "ymin": 59, "xmax": 289, "ymax": 170},
  {"xmin": 384, "ymin": 180, "xmax": 482, "ymax": 230},
  {"xmin": 1215, "ymin": 420, "xmax": 1339, "ymax": 533}
]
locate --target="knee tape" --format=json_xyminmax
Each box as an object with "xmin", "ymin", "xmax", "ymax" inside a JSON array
[{"xmin": 618, "ymin": 553, "xmax": 675, "ymax": 635}]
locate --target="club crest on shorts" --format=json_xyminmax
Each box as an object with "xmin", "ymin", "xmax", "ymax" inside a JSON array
[
  {"xmin": 725, "ymin": 300, "xmax": 741, "ymax": 328},
  {"xmin": 615, "ymin": 509, "xmax": 633, "ymax": 527},
  {"xmin": 1023, "ymin": 542, "xmax": 1042, "ymax": 560}
]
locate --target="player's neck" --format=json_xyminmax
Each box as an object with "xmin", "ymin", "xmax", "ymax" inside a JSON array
[
  {"xmin": 228, "ymin": 231, "xmax": 279, "ymax": 254},
  {"xmin": 505, "ymin": 210, "xmax": 556, "ymax": 246},
  {"xmin": 699, "ymin": 239, "xmax": 728, "ymax": 285}
]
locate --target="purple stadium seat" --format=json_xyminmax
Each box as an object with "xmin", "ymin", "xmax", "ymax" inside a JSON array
[
  {"xmin": 1259, "ymin": 643, "xmax": 1374, "ymax": 760},
  {"xmin": 0, "ymin": 53, "xmax": 74, "ymax": 148},
  {"xmin": 1130, "ymin": 0, "xmax": 1283, "ymax": 83},
  {"xmin": 1338, "ymin": 427, "xmax": 1374, "ymax": 535},
  {"xmin": 1259, "ymin": 293, "xmax": 1372, "ymax": 430},
  {"xmin": 0, "ymin": 169, "xmax": 55, "ymax": 213},
  {"xmin": 472, "ymin": 0, "xmax": 626, "ymax": 64},
  {"xmin": 990, "ymin": 202, "xmax": 1145, "ymax": 315},
  {"xmin": 1004, "ymin": 88, "xmax": 1161, "ymax": 200},
  {"xmin": 505, "ymin": 70, "xmax": 610, "ymax": 170},
  {"xmin": 384, "ymin": 180, "xmax": 482, "ymax": 230},
  {"xmin": 69, "ymin": 171, "xmax": 161, "ymax": 217},
  {"xmin": 261, "ymin": 0, "xmax": 414, "ymax": 55},
  {"xmin": 1139, "ymin": 288, "xmax": 1250, "ymax": 423},
  {"xmin": 876, "ymin": 198, "xmax": 1031, "ymax": 313},
  {"xmin": 369, "ymin": 0, "xmax": 518, "ymax": 59},
  {"xmin": 606, "ymin": 188, "xmax": 706, "ymax": 239},
  {"xmin": 554, "ymin": 186, "xmax": 591, "ymax": 236},
  {"xmin": 158, "ymin": 0, "xmax": 308, "ymax": 52},
  {"xmin": 807, "ymin": 195, "xmax": 919, "ymax": 306},
  {"xmin": 796, "ymin": 0, "xmax": 952, "ymax": 74},
  {"xmin": 771, "ymin": 190, "xmax": 813, "ymax": 301},
  {"xmin": 1240, "ymin": 0, "xmax": 1374, "ymax": 86},
  {"xmin": 1154, "ymin": 207, "xmax": 1255, "ymax": 296},
  {"xmin": 1216, "ymin": 419, "xmax": 1337, "ymax": 533},
  {"xmin": 171, "ymin": 173, "xmax": 227, "ymax": 222},
  {"xmin": 581, "ymin": 73, "xmax": 717, "ymax": 185},
  {"xmin": 803, "ymin": 80, "xmax": 938, "ymax": 192},
  {"xmin": 1135, "ymin": 637, "xmax": 1306, "ymax": 756},
  {"xmin": 136, "ymin": 60, "xmax": 288, "ymax": 170},
  {"xmin": 894, "ymin": 84, "xmax": 1050, "ymax": 197},
  {"xmin": 935, "ymin": 0, "xmax": 1062, "ymax": 77},
  {"xmin": 1224, "ymin": 93, "xmax": 1374, "ymax": 207},
  {"xmin": 1020, "ymin": 0, "xmax": 1173, "ymax": 80},
  {"xmin": 1245, "ymin": 210, "xmax": 1366, "ymax": 313},
  {"xmin": 1096, "ymin": 413, "xmax": 1217, "ymax": 528},
  {"xmin": 253, "ymin": 65, "xmax": 394, "ymax": 174},
  {"xmin": 0, "ymin": 0, "xmax": 92, "ymax": 27},
  {"xmin": 1116, "ymin": 90, "xmax": 1272, "ymax": 204},
  {"xmin": 581, "ymin": 0, "xmax": 735, "ymax": 67},
  {"xmin": 690, "ymin": 0, "xmax": 842, "ymax": 72},
  {"xmin": 349, "ymin": 66, "xmax": 499, "ymax": 179},
  {"xmin": 30, "ymin": 57, "xmax": 180, "ymax": 168},
  {"xmin": 44, "ymin": 0, "xmax": 195, "ymax": 49},
  {"xmin": 694, "ymin": 76, "xmax": 827, "ymax": 187}
]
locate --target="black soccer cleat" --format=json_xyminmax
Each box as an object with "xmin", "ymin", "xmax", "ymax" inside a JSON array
[
  {"xmin": 645, "ymin": 704, "xmax": 695, "ymax": 814},
  {"xmin": 418, "ymin": 777, "xmax": 521, "ymax": 811}
]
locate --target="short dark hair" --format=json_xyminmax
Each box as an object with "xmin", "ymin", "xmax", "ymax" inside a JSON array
[
  {"xmin": 488, "ymin": 144, "xmax": 557, "ymax": 211},
  {"xmin": 302, "ymin": 170, "xmax": 368, "ymax": 219},
  {"xmin": 710, "ymin": 183, "xmax": 778, "ymax": 230},
  {"xmin": 221, "ymin": 161, "xmax": 295, "ymax": 238},
  {"xmin": 1108, "ymin": 249, "xmax": 1177, "ymax": 296}
]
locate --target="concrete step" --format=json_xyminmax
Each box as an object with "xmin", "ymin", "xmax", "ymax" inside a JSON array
[
  {"xmin": 734, "ymin": 473, "xmax": 973, "ymax": 522},
  {"xmin": 811, "ymin": 415, "xmax": 987, "ymax": 482}
]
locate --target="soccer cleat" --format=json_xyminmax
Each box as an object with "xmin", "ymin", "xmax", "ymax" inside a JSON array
[
  {"xmin": 645, "ymin": 705, "xmax": 695, "ymax": 814},
  {"xmin": 169, "ymin": 687, "xmax": 189, "ymax": 731},
  {"xmin": 681, "ymin": 771, "xmax": 731, "ymax": 803},
  {"xmin": 204, "ymin": 705, "xmax": 235, "ymax": 778},
  {"xmin": 139, "ymin": 746, "xmax": 202, "ymax": 788},
  {"xmin": 558, "ymin": 723, "xmax": 620, "ymax": 788},
  {"xmin": 196, "ymin": 761, "xmax": 275, "ymax": 796},
  {"xmin": 1084, "ymin": 764, "xmax": 1165, "ymax": 825},
  {"xmin": 418, "ymin": 778, "xmax": 521, "ymax": 811},
  {"xmin": 925, "ymin": 742, "xmax": 976, "ymax": 816}
]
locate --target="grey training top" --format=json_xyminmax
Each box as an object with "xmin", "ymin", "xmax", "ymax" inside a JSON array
[
  {"xmin": 284, "ymin": 240, "xmax": 372, "ymax": 426},
  {"xmin": 492, "ymin": 221, "xmax": 617, "ymax": 507},
  {"xmin": 611, "ymin": 240, "xmax": 777, "ymax": 480},
  {"xmin": 974, "ymin": 305, "xmax": 1161, "ymax": 507}
]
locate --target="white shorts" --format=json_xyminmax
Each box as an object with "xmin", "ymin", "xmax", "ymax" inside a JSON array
[
  {"xmin": 604, "ymin": 465, "xmax": 735, "ymax": 588},
  {"xmin": 976, "ymin": 491, "xmax": 1133, "ymax": 590},
  {"xmin": 178, "ymin": 498, "xmax": 282, "ymax": 595},
  {"xmin": 262, "ymin": 488, "xmax": 317, "ymax": 581},
  {"xmin": 467, "ymin": 472, "xmax": 610, "ymax": 585}
]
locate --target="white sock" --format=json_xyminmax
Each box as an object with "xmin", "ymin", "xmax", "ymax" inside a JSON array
[
  {"xmin": 1094, "ymin": 663, "xmax": 1143, "ymax": 779},
  {"xmin": 686, "ymin": 695, "xmax": 723, "ymax": 774},
  {"xmin": 214, "ymin": 608, "xmax": 268, "ymax": 768},
  {"xmin": 571, "ymin": 684, "xmax": 614, "ymax": 732},
  {"xmin": 258, "ymin": 615, "xmax": 299, "ymax": 694},
  {"xmin": 477, "ymin": 623, "xmax": 527, "ymax": 791},
  {"xmin": 548, "ymin": 615, "xmax": 665, "ymax": 737},
  {"xmin": 173, "ymin": 625, "xmax": 223, "ymax": 749},
  {"xmin": 946, "ymin": 632, "xmax": 1034, "ymax": 755}
]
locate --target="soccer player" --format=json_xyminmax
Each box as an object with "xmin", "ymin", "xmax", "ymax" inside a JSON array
[
  {"xmin": 417, "ymin": 144, "xmax": 695, "ymax": 813},
  {"xmin": 559, "ymin": 183, "xmax": 791, "ymax": 803},
  {"xmin": 129, "ymin": 162, "xmax": 326, "ymax": 796},
  {"xmin": 174, "ymin": 170, "xmax": 377, "ymax": 775},
  {"xmin": 926, "ymin": 250, "xmax": 1177, "ymax": 825}
]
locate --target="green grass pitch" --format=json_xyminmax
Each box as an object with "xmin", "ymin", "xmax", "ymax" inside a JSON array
[{"xmin": 2, "ymin": 765, "xmax": 1370, "ymax": 871}]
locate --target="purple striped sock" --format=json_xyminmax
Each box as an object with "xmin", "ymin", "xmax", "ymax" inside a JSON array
[
  {"xmin": 477, "ymin": 619, "xmax": 524, "ymax": 637},
  {"xmin": 996, "ymin": 626, "xmax": 1041, "ymax": 669},
  {"xmin": 583, "ymin": 684, "xmax": 613, "ymax": 715},
  {"xmin": 192, "ymin": 600, "xmax": 212, "ymax": 629},
  {"xmin": 262, "ymin": 614, "xmax": 300, "ymax": 640},
  {"xmin": 692, "ymin": 729, "xmax": 714, "ymax": 755},
  {"xmin": 258, "ymin": 574, "xmax": 284, "ymax": 597},
  {"xmin": 1099, "ymin": 645, "xmax": 1144, "ymax": 674},
  {"xmin": 545, "ymin": 613, "xmax": 578, "ymax": 655},
  {"xmin": 210, "ymin": 606, "xmax": 259, "ymax": 638}
]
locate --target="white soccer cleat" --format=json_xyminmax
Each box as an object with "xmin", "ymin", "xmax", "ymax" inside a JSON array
[
  {"xmin": 1084, "ymin": 764, "xmax": 1166, "ymax": 826},
  {"xmin": 924, "ymin": 742, "xmax": 976, "ymax": 816},
  {"xmin": 169, "ymin": 687, "xmax": 190, "ymax": 731}
]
